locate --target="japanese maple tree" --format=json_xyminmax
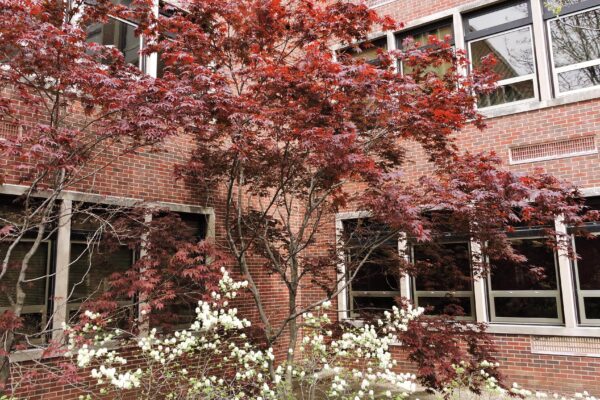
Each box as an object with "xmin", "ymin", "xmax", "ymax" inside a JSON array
[{"xmin": 156, "ymin": 0, "xmax": 589, "ymax": 390}]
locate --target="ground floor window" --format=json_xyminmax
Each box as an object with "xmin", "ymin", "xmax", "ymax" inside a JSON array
[
  {"xmin": 488, "ymin": 236, "xmax": 563, "ymax": 324},
  {"xmin": 412, "ymin": 241, "xmax": 475, "ymax": 320}
]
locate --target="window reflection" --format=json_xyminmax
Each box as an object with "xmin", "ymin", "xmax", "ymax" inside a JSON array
[
  {"xmin": 466, "ymin": 2, "xmax": 529, "ymax": 32},
  {"xmin": 86, "ymin": 18, "xmax": 141, "ymax": 69},
  {"xmin": 549, "ymin": 7, "xmax": 600, "ymax": 93}
]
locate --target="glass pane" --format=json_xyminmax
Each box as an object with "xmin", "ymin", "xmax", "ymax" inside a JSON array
[
  {"xmin": 178, "ymin": 212, "xmax": 208, "ymax": 241},
  {"xmin": 477, "ymin": 79, "xmax": 535, "ymax": 107},
  {"xmin": 86, "ymin": 18, "xmax": 140, "ymax": 67},
  {"xmin": 351, "ymin": 244, "xmax": 400, "ymax": 292},
  {"xmin": 347, "ymin": 38, "xmax": 387, "ymax": 63},
  {"xmin": 493, "ymin": 297, "xmax": 559, "ymax": 319},
  {"xmin": 471, "ymin": 27, "xmax": 534, "ymax": 79},
  {"xmin": 490, "ymin": 238, "xmax": 558, "ymax": 291},
  {"xmin": 418, "ymin": 296, "xmax": 472, "ymax": 317},
  {"xmin": 549, "ymin": 8, "xmax": 600, "ymax": 68},
  {"xmin": 68, "ymin": 243, "xmax": 133, "ymax": 302},
  {"xmin": 557, "ymin": 64, "xmax": 600, "ymax": 92},
  {"xmin": 0, "ymin": 242, "xmax": 49, "ymax": 307},
  {"xmin": 466, "ymin": 2, "xmax": 529, "ymax": 32},
  {"xmin": 352, "ymin": 296, "xmax": 396, "ymax": 314},
  {"xmin": 400, "ymin": 23, "xmax": 453, "ymax": 48},
  {"xmin": 414, "ymin": 242, "xmax": 472, "ymax": 291},
  {"xmin": 583, "ymin": 297, "xmax": 600, "ymax": 319},
  {"xmin": 574, "ymin": 237, "xmax": 600, "ymax": 290},
  {"xmin": 402, "ymin": 58, "xmax": 453, "ymax": 77}
]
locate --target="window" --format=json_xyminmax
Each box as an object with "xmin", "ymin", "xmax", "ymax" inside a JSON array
[
  {"xmin": 465, "ymin": 1, "xmax": 537, "ymax": 108},
  {"xmin": 411, "ymin": 241, "xmax": 475, "ymax": 319},
  {"xmin": 396, "ymin": 20, "xmax": 454, "ymax": 76},
  {"xmin": 0, "ymin": 195, "xmax": 53, "ymax": 343},
  {"xmin": 546, "ymin": 1, "xmax": 600, "ymax": 94},
  {"xmin": 67, "ymin": 204, "xmax": 136, "ymax": 320},
  {"xmin": 86, "ymin": 17, "xmax": 144, "ymax": 71},
  {"xmin": 343, "ymin": 219, "xmax": 401, "ymax": 317},
  {"xmin": 341, "ymin": 38, "xmax": 387, "ymax": 65},
  {"xmin": 488, "ymin": 235, "xmax": 563, "ymax": 324},
  {"xmin": 570, "ymin": 196, "xmax": 600, "ymax": 325}
]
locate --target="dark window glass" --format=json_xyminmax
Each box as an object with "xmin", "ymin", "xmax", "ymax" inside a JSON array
[
  {"xmin": 490, "ymin": 238, "xmax": 558, "ymax": 291},
  {"xmin": 494, "ymin": 297, "xmax": 559, "ymax": 319},
  {"xmin": 68, "ymin": 243, "xmax": 133, "ymax": 303},
  {"xmin": 574, "ymin": 237, "xmax": 600, "ymax": 290},
  {"xmin": 413, "ymin": 242, "xmax": 472, "ymax": 291},
  {"xmin": 351, "ymin": 244, "xmax": 400, "ymax": 292},
  {"xmin": 0, "ymin": 242, "xmax": 49, "ymax": 308},
  {"xmin": 418, "ymin": 296, "xmax": 472, "ymax": 317},
  {"xmin": 477, "ymin": 79, "xmax": 536, "ymax": 107},
  {"xmin": 584, "ymin": 297, "xmax": 600, "ymax": 319},
  {"xmin": 465, "ymin": 2, "xmax": 529, "ymax": 32},
  {"xmin": 86, "ymin": 18, "xmax": 141, "ymax": 68},
  {"xmin": 352, "ymin": 296, "xmax": 396, "ymax": 313},
  {"xmin": 549, "ymin": 8, "xmax": 600, "ymax": 68},
  {"xmin": 178, "ymin": 212, "xmax": 208, "ymax": 241}
]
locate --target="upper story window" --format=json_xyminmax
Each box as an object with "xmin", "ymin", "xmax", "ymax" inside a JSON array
[
  {"xmin": 465, "ymin": 1, "xmax": 537, "ymax": 108},
  {"xmin": 86, "ymin": 17, "xmax": 143, "ymax": 71},
  {"xmin": 340, "ymin": 38, "xmax": 387, "ymax": 66},
  {"xmin": 85, "ymin": 0, "xmax": 144, "ymax": 71},
  {"xmin": 545, "ymin": 0, "xmax": 600, "ymax": 95},
  {"xmin": 396, "ymin": 20, "xmax": 454, "ymax": 76}
]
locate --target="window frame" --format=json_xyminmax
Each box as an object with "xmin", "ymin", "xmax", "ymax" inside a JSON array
[
  {"xmin": 487, "ymin": 234, "xmax": 564, "ymax": 325},
  {"xmin": 464, "ymin": 1, "xmax": 539, "ymax": 109},
  {"xmin": 545, "ymin": 3, "xmax": 600, "ymax": 96},
  {"xmin": 410, "ymin": 240, "xmax": 476, "ymax": 321}
]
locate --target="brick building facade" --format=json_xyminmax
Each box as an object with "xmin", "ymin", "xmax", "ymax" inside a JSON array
[
  {"xmin": 3, "ymin": 0, "xmax": 600, "ymax": 397},
  {"xmin": 327, "ymin": 0, "xmax": 600, "ymax": 394}
]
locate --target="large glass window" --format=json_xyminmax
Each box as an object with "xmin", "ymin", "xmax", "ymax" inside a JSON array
[
  {"xmin": 465, "ymin": 1, "xmax": 537, "ymax": 108},
  {"xmin": 546, "ymin": 2, "xmax": 600, "ymax": 94},
  {"xmin": 343, "ymin": 219, "xmax": 401, "ymax": 317},
  {"xmin": 86, "ymin": 17, "xmax": 143, "ymax": 70},
  {"xmin": 488, "ymin": 236, "xmax": 563, "ymax": 324},
  {"xmin": 570, "ymin": 196, "xmax": 600, "ymax": 325},
  {"xmin": 411, "ymin": 241, "xmax": 475, "ymax": 319},
  {"xmin": 396, "ymin": 21, "xmax": 454, "ymax": 77},
  {"xmin": 340, "ymin": 38, "xmax": 387, "ymax": 66}
]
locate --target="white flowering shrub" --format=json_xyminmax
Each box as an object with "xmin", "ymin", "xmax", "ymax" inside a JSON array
[{"xmin": 64, "ymin": 269, "xmax": 599, "ymax": 400}]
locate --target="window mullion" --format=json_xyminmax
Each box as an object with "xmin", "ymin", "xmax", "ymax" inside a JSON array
[
  {"xmin": 470, "ymin": 239, "xmax": 489, "ymax": 323},
  {"xmin": 51, "ymin": 199, "xmax": 72, "ymax": 343},
  {"xmin": 531, "ymin": 0, "xmax": 553, "ymax": 101},
  {"xmin": 555, "ymin": 215, "xmax": 578, "ymax": 328},
  {"xmin": 397, "ymin": 233, "xmax": 411, "ymax": 300}
]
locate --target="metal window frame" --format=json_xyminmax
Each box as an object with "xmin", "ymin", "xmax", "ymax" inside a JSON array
[
  {"xmin": 410, "ymin": 240, "xmax": 476, "ymax": 321},
  {"xmin": 546, "ymin": 4, "xmax": 600, "ymax": 96},
  {"xmin": 463, "ymin": 0, "xmax": 533, "ymax": 41},
  {"xmin": 467, "ymin": 24, "xmax": 539, "ymax": 109},
  {"xmin": 487, "ymin": 235, "xmax": 564, "ymax": 324},
  {"xmin": 571, "ymin": 232, "xmax": 600, "ymax": 326},
  {"xmin": 0, "ymin": 239, "xmax": 53, "ymax": 344}
]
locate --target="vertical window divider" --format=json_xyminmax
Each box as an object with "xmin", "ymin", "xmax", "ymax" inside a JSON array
[
  {"xmin": 386, "ymin": 31, "xmax": 398, "ymax": 74},
  {"xmin": 137, "ymin": 210, "xmax": 153, "ymax": 336},
  {"xmin": 470, "ymin": 239, "xmax": 489, "ymax": 323},
  {"xmin": 51, "ymin": 199, "xmax": 72, "ymax": 343},
  {"xmin": 146, "ymin": 0, "xmax": 160, "ymax": 78},
  {"xmin": 397, "ymin": 233, "xmax": 411, "ymax": 301},
  {"xmin": 335, "ymin": 215, "xmax": 350, "ymax": 320},
  {"xmin": 555, "ymin": 215, "xmax": 578, "ymax": 328},
  {"xmin": 531, "ymin": 0, "xmax": 553, "ymax": 101}
]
